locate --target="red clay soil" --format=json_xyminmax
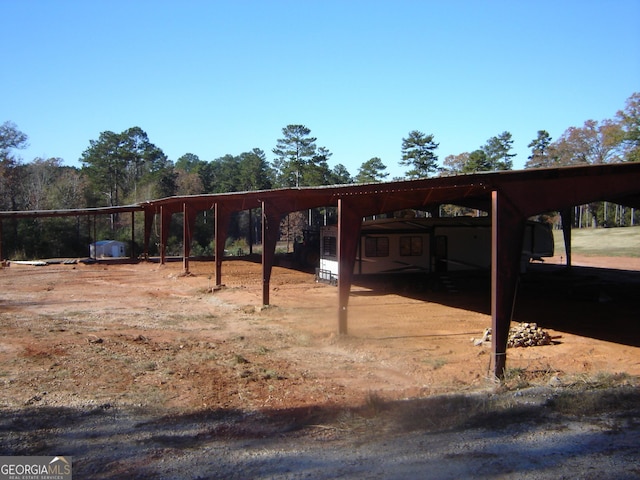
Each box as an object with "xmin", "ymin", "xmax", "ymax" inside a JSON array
[{"xmin": 0, "ymin": 254, "xmax": 638, "ymax": 412}]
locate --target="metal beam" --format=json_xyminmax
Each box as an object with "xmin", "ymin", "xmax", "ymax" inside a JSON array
[
  {"xmin": 261, "ymin": 201, "xmax": 281, "ymax": 306},
  {"xmin": 0, "ymin": 204, "xmax": 142, "ymax": 219},
  {"xmin": 143, "ymin": 208, "xmax": 155, "ymax": 259},
  {"xmin": 92, "ymin": 214, "xmax": 97, "ymax": 260},
  {"xmin": 491, "ymin": 190, "xmax": 526, "ymax": 378},
  {"xmin": 337, "ymin": 198, "xmax": 363, "ymax": 335},
  {"xmin": 182, "ymin": 202, "xmax": 196, "ymax": 273},
  {"xmin": 560, "ymin": 208, "xmax": 573, "ymax": 269},
  {"xmin": 214, "ymin": 203, "xmax": 230, "ymax": 286},
  {"xmin": 160, "ymin": 205, "xmax": 171, "ymax": 265},
  {"xmin": 130, "ymin": 211, "xmax": 136, "ymax": 260}
]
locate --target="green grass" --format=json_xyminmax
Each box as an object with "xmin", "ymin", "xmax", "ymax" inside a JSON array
[{"xmin": 553, "ymin": 226, "xmax": 640, "ymax": 258}]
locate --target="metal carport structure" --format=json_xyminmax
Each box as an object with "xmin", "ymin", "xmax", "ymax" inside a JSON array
[
  {"xmin": 3, "ymin": 162, "xmax": 640, "ymax": 377},
  {"xmin": 0, "ymin": 204, "xmax": 143, "ymax": 260},
  {"xmin": 138, "ymin": 163, "xmax": 640, "ymax": 377}
]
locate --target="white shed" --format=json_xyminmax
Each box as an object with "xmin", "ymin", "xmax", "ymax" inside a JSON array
[{"xmin": 90, "ymin": 240, "xmax": 127, "ymax": 258}]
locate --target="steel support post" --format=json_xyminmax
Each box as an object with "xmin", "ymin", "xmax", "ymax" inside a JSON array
[
  {"xmin": 491, "ymin": 190, "xmax": 526, "ymax": 378},
  {"xmin": 130, "ymin": 211, "xmax": 135, "ymax": 260},
  {"xmin": 182, "ymin": 202, "xmax": 197, "ymax": 274},
  {"xmin": 93, "ymin": 214, "xmax": 97, "ymax": 260},
  {"xmin": 214, "ymin": 203, "xmax": 230, "ymax": 286},
  {"xmin": 337, "ymin": 198, "xmax": 362, "ymax": 335},
  {"xmin": 248, "ymin": 209, "xmax": 254, "ymax": 255},
  {"xmin": 261, "ymin": 201, "xmax": 281, "ymax": 306},
  {"xmin": 160, "ymin": 205, "xmax": 172, "ymax": 265},
  {"xmin": 560, "ymin": 208, "xmax": 573, "ymax": 269},
  {"xmin": 143, "ymin": 209, "xmax": 155, "ymax": 259}
]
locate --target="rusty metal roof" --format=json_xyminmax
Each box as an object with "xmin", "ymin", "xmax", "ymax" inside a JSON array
[
  {"xmin": 3, "ymin": 163, "xmax": 640, "ymax": 221},
  {"xmin": 139, "ymin": 162, "xmax": 640, "ymax": 217}
]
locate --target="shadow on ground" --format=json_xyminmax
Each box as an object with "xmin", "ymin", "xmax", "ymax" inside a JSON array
[
  {"xmin": 351, "ymin": 263, "xmax": 640, "ymax": 348},
  {"xmin": 1, "ymin": 382, "xmax": 638, "ymax": 479}
]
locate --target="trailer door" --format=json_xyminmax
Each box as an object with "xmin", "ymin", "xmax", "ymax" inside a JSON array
[{"xmin": 434, "ymin": 235, "xmax": 448, "ymax": 273}]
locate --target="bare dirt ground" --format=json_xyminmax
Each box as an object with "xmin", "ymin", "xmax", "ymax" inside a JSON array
[{"xmin": 0, "ymin": 255, "xmax": 639, "ymax": 479}]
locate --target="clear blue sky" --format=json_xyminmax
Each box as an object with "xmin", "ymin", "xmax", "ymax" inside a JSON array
[{"xmin": 3, "ymin": 0, "xmax": 639, "ymax": 179}]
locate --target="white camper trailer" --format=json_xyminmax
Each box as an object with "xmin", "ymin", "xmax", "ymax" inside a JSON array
[
  {"xmin": 316, "ymin": 217, "xmax": 554, "ymax": 284},
  {"xmin": 90, "ymin": 240, "xmax": 127, "ymax": 258}
]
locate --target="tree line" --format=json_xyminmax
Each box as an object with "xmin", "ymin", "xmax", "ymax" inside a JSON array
[{"xmin": 1, "ymin": 93, "xmax": 638, "ymax": 260}]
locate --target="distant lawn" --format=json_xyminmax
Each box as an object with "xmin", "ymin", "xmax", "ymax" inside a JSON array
[{"xmin": 553, "ymin": 226, "xmax": 640, "ymax": 258}]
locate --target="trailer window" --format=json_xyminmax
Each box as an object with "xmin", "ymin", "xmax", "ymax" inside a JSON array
[
  {"xmin": 364, "ymin": 236, "xmax": 389, "ymax": 257},
  {"xmin": 322, "ymin": 236, "xmax": 337, "ymax": 257},
  {"xmin": 400, "ymin": 236, "xmax": 423, "ymax": 256}
]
